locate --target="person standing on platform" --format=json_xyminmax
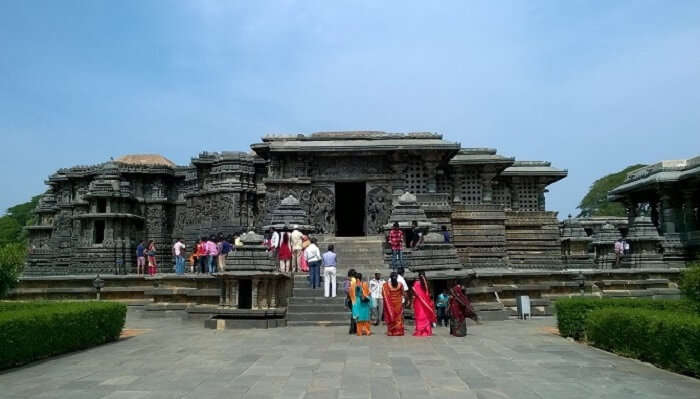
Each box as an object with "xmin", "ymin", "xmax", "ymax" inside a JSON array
[
  {"xmin": 196, "ymin": 237, "xmax": 207, "ymax": 274},
  {"xmin": 290, "ymin": 227, "xmax": 303, "ymax": 272},
  {"xmin": 436, "ymin": 288, "xmax": 450, "ymax": 327},
  {"xmin": 448, "ymin": 283, "xmax": 478, "ymax": 337},
  {"xmin": 388, "ymin": 222, "xmax": 404, "ymax": 270},
  {"xmin": 136, "ymin": 240, "xmax": 146, "ymax": 275},
  {"xmin": 299, "ymin": 235, "xmax": 310, "ymax": 273},
  {"xmin": 322, "ymin": 244, "xmax": 337, "ymax": 297},
  {"xmin": 412, "ymin": 271, "xmax": 436, "ymax": 336},
  {"xmin": 382, "ymin": 272, "xmax": 405, "ymax": 336},
  {"xmin": 219, "ymin": 236, "xmax": 232, "ymax": 272},
  {"xmin": 370, "ymin": 272, "xmax": 385, "ymax": 325},
  {"xmin": 305, "ymin": 237, "xmax": 322, "ymax": 288},
  {"xmin": 173, "ymin": 238, "xmax": 186, "ymax": 275},
  {"xmin": 270, "ymin": 227, "xmax": 280, "ymax": 258},
  {"xmin": 353, "ymin": 273, "xmax": 372, "ymax": 336},
  {"xmin": 206, "ymin": 236, "xmax": 218, "ymax": 274},
  {"xmin": 146, "ymin": 240, "xmax": 158, "ymax": 276},
  {"xmin": 278, "ymin": 231, "xmax": 292, "ymax": 273}
]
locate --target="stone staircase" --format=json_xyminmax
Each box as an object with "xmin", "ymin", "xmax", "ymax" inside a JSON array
[
  {"xmin": 286, "ymin": 236, "xmax": 386, "ymax": 327},
  {"xmin": 317, "ymin": 235, "xmax": 387, "ymax": 277},
  {"xmin": 286, "ymin": 274, "xmax": 349, "ymax": 327}
]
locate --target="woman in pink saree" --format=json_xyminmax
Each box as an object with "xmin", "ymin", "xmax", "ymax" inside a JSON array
[{"xmin": 412, "ymin": 271, "xmax": 436, "ymax": 336}]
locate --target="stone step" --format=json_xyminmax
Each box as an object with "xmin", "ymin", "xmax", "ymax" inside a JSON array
[
  {"xmin": 288, "ymin": 296, "xmax": 346, "ymax": 305},
  {"xmin": 286, "ymin": 312, "xmax": 349, "ymax": 322},
  {"xmin": 287, "ymin": 304, "xmax": 347, "ymax": 313},
  {"xmin": 292, "ymin": 288, "xmax": 327, "ymax": 297},
  {"xmin": 287, "ymin": 320, "xmax": 348, "ymax": 327}
]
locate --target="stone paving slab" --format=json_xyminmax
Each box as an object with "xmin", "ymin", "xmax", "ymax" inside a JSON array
[{"xmin": 0, "ymin": 311, "xmax": 698, "ymax": 399}]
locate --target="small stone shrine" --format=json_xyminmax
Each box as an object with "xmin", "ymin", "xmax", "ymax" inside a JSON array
[
  {"xmin": 383, "ymin": 192, "xmax": 433, "ymax": 230},
  {"xmin": 591, "ymin": 223, "xmax": 622, "ymax": 268},
  {"xmin": 218, "ymin": 231, "xmax": 285, "ymax": 309},
  {"xmin": 404, "ymin": 232, "xmax": 466, "ymax": 278},
  {"xmin": 560, "ymin": 217, "xmax": 594, "ymax": 268},
  {"xmin": 262, "ymin": 195, "xmax": 314, "ymax": 232},
  {"xmin": 622, "ymin": 216, "xmax": 664, "ymax": 268}
]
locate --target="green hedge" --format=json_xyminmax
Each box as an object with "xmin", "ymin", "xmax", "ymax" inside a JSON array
[
  {"xmin": 555, "ymin": 297, "xmax": 696, "ymax": 340},
  {"xmin": 586, "ymin": 307, "xmax": 700, "ymax": 376},
  {"xmin": 0, "ymin": 301, "xmax": 127, "ymax": 369}
]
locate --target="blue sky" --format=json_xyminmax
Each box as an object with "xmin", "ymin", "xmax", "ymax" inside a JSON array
[{"xmin": 1, "ymin": 1, "xmax": 699, "ymax": 217}]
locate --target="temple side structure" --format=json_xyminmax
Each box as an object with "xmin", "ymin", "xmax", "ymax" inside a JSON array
[{"xmin": 607, "ymin": 156, "xmax": 700, "ymax": 261}]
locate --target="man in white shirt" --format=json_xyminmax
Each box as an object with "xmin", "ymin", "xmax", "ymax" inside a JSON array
[
  {"xmin": 290, "ymin": 227, "xmax": 303, "ymax": 272},
  {"xmin": 396, "ymin": 267, "xmax": 409, "ymax": 303},
  {"xmin": 369, "ymin": 272, "xmax": 385, "ymax": 325},
  {"xmin": 172, "ymin": 238, "xmax": 186, "ymax": 275},
  {"xmin": 304, "ymin": 238, "xmax": 323, "ymax": 289},
  {"xmin": 270, "ymin": 228, "xmax": 280, "ymax": 257}
]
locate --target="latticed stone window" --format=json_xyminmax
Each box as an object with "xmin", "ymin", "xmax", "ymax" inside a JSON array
[
  {"xmin": 517, "ymin": 178, "xmax": 539, "ymax": 211},
  {"xmin": 459, "ymin": 167, "xmax": 482, "ymax": 204},
  {"xmin": 493, "ymin": 183, "xmax": 511, "ymax": 207},
  {"xmin": 436, "ymin": 170, "xmax": 451, "ymax": 194},
  {"xmin": 404, "ymin": 163, "xmax": 427, "ymax": 193}
]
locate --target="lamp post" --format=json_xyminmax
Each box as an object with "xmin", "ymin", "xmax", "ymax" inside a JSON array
[{"xmin": 93, "ymin": 274, "xmax": 105, "ymax": 300}]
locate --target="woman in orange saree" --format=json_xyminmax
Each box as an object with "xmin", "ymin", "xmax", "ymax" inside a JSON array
[
  {"xmin": 412, "ymin": 271, "xmax": 436, "ymax": 337},
  {"xmin": 382, "ymin": 272, "xmax": 405, "ymax": 336},
  {"xmin": 353, "ymin": 273, "xmax": 372, "ymax": 336}
]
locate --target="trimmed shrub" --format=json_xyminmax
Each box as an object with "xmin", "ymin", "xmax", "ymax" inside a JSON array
[
  {"xmin": 0, "ymin": 301, "xmax": 127, "ymax": 369},
  {"xmin": 555, "ymin": 297, "xmax": 696, "ymax": 340},
  {"xmin": 0, "ymin": 244, "xmax": 25, "ymax": 298},
  {"xmin": 585, "ymin": 307, "xmax": 700, "ymax": 376},
  {"xmin": 680, "ymin": 262, "xmax": 700, "ymax": 308}
]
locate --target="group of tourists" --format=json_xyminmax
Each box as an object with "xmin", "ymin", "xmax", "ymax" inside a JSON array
[
  {"xmin": 345, "ymin": 268, "xmax": 478, "ymax": 337},
  {"xmin": 265, "ymin": 227, "xmax": 339, "ymax": 297},
  {"xmin": 614, "ymin": 238, "xmax": 630, "ymax": 265},
  {"xmin": 134, "ymin": 233, "xmax": 246, "ymax": 276},
  {"xmin": 135, "ymin": 240, "xmax": 158, "ymax": 276}
]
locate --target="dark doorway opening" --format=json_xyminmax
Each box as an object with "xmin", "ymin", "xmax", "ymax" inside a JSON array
[
  {"xmin": 238, "ymin": 279, "xmax": 252, "ymax": 309},
  {"xmin": 335, "ymin": 182, "xmax": 366, "ymax": 236},
  {"xmin": 94, "ymin": 220, "xmax": 105, "ymax": 244}
]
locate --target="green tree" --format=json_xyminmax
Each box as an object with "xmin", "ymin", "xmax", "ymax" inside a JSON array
[
  {"xmin": 0, "ymin": 195, "xmax": 40, "ymax": 247},
  {"xmin": 0, "ymin": 243, "xmax": 25, "ymax": 298},
  {"xmin": 577, "ymin": 164, "xmax": 647, "ymax": 217}
]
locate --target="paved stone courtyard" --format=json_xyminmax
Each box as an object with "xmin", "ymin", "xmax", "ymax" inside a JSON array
[{"xmin": 1, "ymin": 311, "xmax": 698, "ymax": 399}]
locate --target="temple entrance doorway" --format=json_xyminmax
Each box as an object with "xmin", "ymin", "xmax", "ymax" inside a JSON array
[{"xmin": 335, "ymin": 182, "xmax": 366, "ymax": 236}]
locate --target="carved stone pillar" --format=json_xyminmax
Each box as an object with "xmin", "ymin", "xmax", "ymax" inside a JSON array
[
  {"xmin": 230, "ymin": 280, "xmax": 239, "ymax": 308},
  {"xmin": 480, "ymin": 170, "xmax": 497, "ymax": 203},
  {"xmin": 510, "ymin": 178, "xmax": 521, "ymax": 211},
  {"xmin": 390, "ymin": 163, "xmax": 408, "ymax": 198},
  {"xmin": 219, "ymin": 279, "xmax": 226, "ymax": 306},
  {"xmin": 260, "ymin": 280, "xmax": 269, "ymax": 309},
  {"xmin": 251, "ymin": 278, "xmax": 259, "ymax": 309},
  {"xmin": 683, "ymin": 190, "xmax": 697, "ymax": 232},
  {"xmin": 269, "ymin": 279, "xmax": 277, "ymax": 308},
  {"xmin": 424, "ymin": 161, "xmax": 439, "ymax": 193},
  {"xmin": 537, "ymin": 182, "xmax": 547, "ymax": 211}
]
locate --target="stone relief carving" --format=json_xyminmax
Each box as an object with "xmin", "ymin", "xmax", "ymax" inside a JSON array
[
  {"xmin": 367, "ymin": 186, "xmax": 390, "ymax": 234},
  {"xmin": 310, "ymin": 188, "xmax": 335, "ymax": 234}
]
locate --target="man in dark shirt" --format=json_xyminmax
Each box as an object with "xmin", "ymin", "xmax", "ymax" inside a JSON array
[{"xmin": 136, "ymin": 240, "xmax": 145, "ymax": 275}]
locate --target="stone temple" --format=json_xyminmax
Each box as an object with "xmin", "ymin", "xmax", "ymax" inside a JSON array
[
  {"xmin": 25, "ymin": 131, "xmax": 567, "ymax": 275},
  {"xmin": 17, "ymin": 132, "xmax": 692, "ymax": 324}
]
